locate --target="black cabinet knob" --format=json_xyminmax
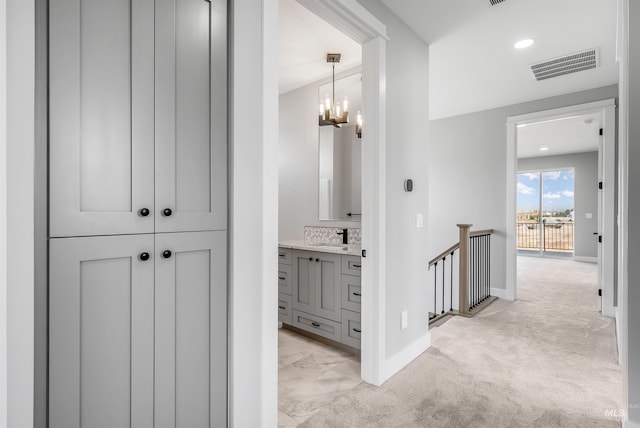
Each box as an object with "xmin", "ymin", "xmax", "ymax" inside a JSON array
[
  {"xmin": 315, "ymin": 258, "xmax": 319, "ymax": 262},
  {"xmin": 162, "ymin": 208, "xmax": 173, "ymax": 217},
  {"xmin": 138, "ymin": 208, "xmax": 150, "ymax": 217},
  {"xmin": 309, "ymin": 257, "xmax": 313, "ymax": 261},
  {"xmin": 162, "ymin": 250, "xmax": 172, "ymax": 259},
  {"xmin": 139, "ymin": 252, "xmax": 150, "ymax": 261}
]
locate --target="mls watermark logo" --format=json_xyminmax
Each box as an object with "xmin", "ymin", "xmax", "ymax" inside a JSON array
[{"xmin": 603, "ymin": 408, "xmax": 625, "ymax": 418}]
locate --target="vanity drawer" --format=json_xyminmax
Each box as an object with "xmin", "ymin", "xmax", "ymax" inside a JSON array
[
  {"xmin": 341, "ymin": 309, "xmax": 361, "ymax": 349},
  {"xmin": 341, "ymin": 275, "xmax": 361, "ymax": 313},
  {"xmin": 278, "ymin": 293, "xmax": 293, "ymax": 324},
  {"xmin": 278, "ymin": 247, "xmax": 292, "ymax": 265},
  {"xmin": 342, "ymin": 256, "xmax": 361, "ymax": 276},
  {"xmin": 292, "ymin": 310, "xmax": 341, "ymax": 342},
  {"xmin": 278, "ymin": 264, "xmax": 292, "ymax": 295}
]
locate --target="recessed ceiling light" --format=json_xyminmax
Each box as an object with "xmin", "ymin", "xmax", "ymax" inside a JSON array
[
  {"xmin": 540, "ymin": 147, "xmax": 549, "ymax": 151},
  {"xmin": 515, "ymin": 38, "xmax": 535, "ymax": 49}
]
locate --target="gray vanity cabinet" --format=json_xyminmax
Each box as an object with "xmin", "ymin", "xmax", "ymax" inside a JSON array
[{"xmin": 292, "ymin": 250, "xmax": 342, "ymax": 323}]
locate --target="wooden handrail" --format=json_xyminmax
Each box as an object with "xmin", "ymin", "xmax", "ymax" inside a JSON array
[
  {"xmin": 470, "ymin": 229, "xmax": 494, "ymax": 238},
  {"xmin": 428, "ymin": 242, "xmax": 460, "ymax": 267}
]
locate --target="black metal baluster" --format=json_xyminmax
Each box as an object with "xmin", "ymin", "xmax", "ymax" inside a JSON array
[
  {"xmin": 472, "ymin": 237, "xmax": 477, "ymax": 308},
  {"xmin": 488, "ymin": 234, "xmax": 491, "ymax": 297},
  {"xmin": 433, "ymin": 262, "xmax": 437, "ymax": 318},
  {"xmin": 484, "ymin": 235, "xmax": 487, "ymax": 300},
  {"xmin": 440, "ymin": 256, "xmax": 447, "ymax": 314},
  {"xmin": 450, "ymin": 251, "xmax": 454, "ymax": 311}
]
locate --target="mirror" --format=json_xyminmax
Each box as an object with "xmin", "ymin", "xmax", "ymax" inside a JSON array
[{"xmin": 318, "ymin": 73, "xmax": 362, "ymax": 221}]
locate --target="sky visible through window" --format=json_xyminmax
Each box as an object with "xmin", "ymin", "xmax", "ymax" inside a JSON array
[{"xmin": 517, "ymin": 169, "xmax": 575, "ymax": 213}]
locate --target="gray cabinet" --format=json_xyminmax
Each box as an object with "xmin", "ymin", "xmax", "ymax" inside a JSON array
[
  {"xmin": 154, "ymin": 0, "xmax": 227, "ymax": 234},
  {"xmin": 278, "ymin": 293, "xmax": 293, "ymax": 324},
  {"xmin": 48, "ymin": 0, "xmax": 228, "ymax": 425},
  {"xmin": 282, "ymin": 248, "xmax": 362, "ymax": 349},
  {"xmin": 292, "ymin": 250, "xmax": 342, "ymax": 323},
  {"xmin": 278, "ymin": 248, "xmax": 293, "ymax": 295},
  {"xmin": 49, "ymin": 0, "xmax": 155, "ymax": 238},
  {"xmin": 341, "ymin": 309, "xmax": 362, "ymax": 350},
  {"xmin": 49, "ymin": 0, "xmax": 227, "ymax": 237},
  {"xmin": 50, "ymin": 235, "xmax": 155, "ymax": 428},
  {"xmin": 50, "ymin": 232, "xmax": 227, "ymax": 428},
  {"xmin": 155, "ymin": 231, "xmax": 227, "ymax": 427}
]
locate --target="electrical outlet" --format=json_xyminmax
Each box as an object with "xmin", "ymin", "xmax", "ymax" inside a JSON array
[
  {"xmin": 401, "ymin": 310, "xmax": 408, "ymax": 329},
  {"xmin": 416, "ymin": 214, "xmax": 423, "ymax": 228}
]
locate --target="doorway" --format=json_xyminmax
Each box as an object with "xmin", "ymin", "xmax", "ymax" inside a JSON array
[
  {"xmin": 517, "ymin": 168, "xmax": 575, "ymax": 258},
  {"xmin": 506, "ymin": 99, "xmax": 616, "ymax": 316}
]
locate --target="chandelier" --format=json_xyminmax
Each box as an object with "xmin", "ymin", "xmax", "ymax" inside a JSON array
[{"xmin": 319, "ymin": 53, "xmax": 349, "ymax": 127}]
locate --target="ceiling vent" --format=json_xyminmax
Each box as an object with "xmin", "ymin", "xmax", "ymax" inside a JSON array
[
  {"xmin": 530, "ymin": 48, "xmax": 599, "ymax": 81},
  {"xmin": 489, "ymin": 0, "xmax": 507, "ymax": 5}
]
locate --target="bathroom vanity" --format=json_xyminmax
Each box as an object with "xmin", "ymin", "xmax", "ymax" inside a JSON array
[{"xmin": 278, "ymin": 241, "xmax": 362, "ymax": 350}]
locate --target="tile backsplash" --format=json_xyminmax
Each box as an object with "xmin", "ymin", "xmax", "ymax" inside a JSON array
[{"xmin": 304, "ymin": 226, "xmax": 361, "ymax": 245}]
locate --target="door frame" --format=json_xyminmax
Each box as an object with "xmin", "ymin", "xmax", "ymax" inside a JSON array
[
  {"xmin": 506, "ymin": 98, "xmax": 616, "ymax": 316},
  {"xmin": 296, "ymin": 0, "xmax": 389, "ymax": 385}
]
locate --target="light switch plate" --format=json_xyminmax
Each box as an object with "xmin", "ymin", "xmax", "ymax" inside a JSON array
[
  {"xmin": 585, "ymin": 213, "xmax": 593, "ymax": 219},
  {"xmin": 401, "ymin": 310, "xmax": 408, "ymax": 329},
  {"xmin": 416, "ymin": 214, "xmax": 423, "ymax": 228}
]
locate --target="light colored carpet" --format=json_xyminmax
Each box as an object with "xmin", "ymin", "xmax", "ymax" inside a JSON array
[{"xmin": 301, "ymin": 257, "xmax": 622, "ymax": 427}]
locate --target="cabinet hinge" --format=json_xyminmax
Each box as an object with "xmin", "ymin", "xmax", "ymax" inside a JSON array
[
  {"xmin": 598, "ymin": 289, "xmax": 602, "ymax": 297},
  {"xmin": 599, "ymin": 128, "xmax": 603, "ymax": 136},
  {"xmin": 361, "ymin": 249, "xmax": 367, "ymax": 258},
  {"xmin": 599, "ymin": 181, "xmax": 603, "ymax": 190}
]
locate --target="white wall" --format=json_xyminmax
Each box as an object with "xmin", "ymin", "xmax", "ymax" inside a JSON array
[
  {"xmin": 0, "ymin": 0, "xmax": 7, "ymax": 424},
  {"xmin": 4, "ymin": 1, "xmax": 35, "ymax": 427},
  {"xmin": 355, "ymin": 0, "xmax": 431, "ymax": 360},
  {"xmin": 230, "ymin": 0, "xmax": 279, "ymax": 426},
  {"xmin": 279, "ymin": 73, "xmax": 361, "ymax": 240},
  {"xmin": 428, "ymin": 85, "xmax": 618, "ymax": 292},
  {"xmin": 518, "ymin": 151, "xmax": 599, "ymax": 259},
  {"xmin": 626, "ymin": 1, "xmax": 640, "ymax": 423}
]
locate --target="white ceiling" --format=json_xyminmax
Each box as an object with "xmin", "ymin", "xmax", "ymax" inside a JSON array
[
  {"xmin": 278, "ymin": 0, "xmax": 361, "ymax": 94},
  {"xmin": 381, "ymin": 0, "xmax": 618, "ymax": 119},
  {"xmin": 517, "ymin": 114, "xmax": 600, "ymax": 159}
]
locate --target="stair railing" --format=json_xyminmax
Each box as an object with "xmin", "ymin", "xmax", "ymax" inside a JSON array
[{"xmin": 428, "ymin": 224, "xmax": 495, "ymax": 322}]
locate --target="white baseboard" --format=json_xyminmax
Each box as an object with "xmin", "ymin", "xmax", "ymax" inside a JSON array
[
  {"xmin": 574, "ymin": 256, "xmax": 598, "ymax": 263},
  {"xmin": 381, "ymin": 333, "xmax": 431, "ymax": 384},
  {"xmin": 624, "ymin": 420, "xmax": 640, "ymax": 428},
  {"xmin": 491, "ymin": 288, "xmax": 509, "ymax": 300}
]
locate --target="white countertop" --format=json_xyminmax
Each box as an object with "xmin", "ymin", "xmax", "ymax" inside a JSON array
[{"xmin": 279, "ymin": 240, "xmax": 361, "ymax": 256}]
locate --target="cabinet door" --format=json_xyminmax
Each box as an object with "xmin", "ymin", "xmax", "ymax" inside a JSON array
[
  {"xmin": 155, "ymin": 231, "xmax": 227, "ymax": 428},
  {"xmin": 49, "ymin": 0, "xmax": 155, "ymax": 237},
  {"xmin": 315, "ymin": 252, "xmax": 342, "ymax": 322},
  {"xmin": 49, "ymin": 234, "xmax": 154, "ymax": 428},
  {"xmin": 155, "ymin": 0, "xmax": 227, "ymax": 233},
  {"xmin": 292, "ymin": 250, "xmax": 316, "ymax": 314}
]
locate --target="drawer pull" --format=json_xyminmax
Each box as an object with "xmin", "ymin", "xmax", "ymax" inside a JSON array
[
  {"xmin": 352, "ymin": 264, "xmax": 361, "ymax": 268},
  {"xmin": 278, "ymin": 305, "xmax": 286, "ymax": 310},
  {"xmin": 311, "ymin": 322, "xmax": 320, "ymax": 328},
  {"xmin": 279, "ymin": 254, "xmax": 286, "ymax": 258},
  {"xmin": 278, "ymin": 276, "xmax": 286, "ymax": 280},
  {"xmin": 352, "ymin": 328, "xmax": 361, "ymax": 333},
  {"xmin": 352, "ymin": 292, "xmax": 361, "ymax": 297}
]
